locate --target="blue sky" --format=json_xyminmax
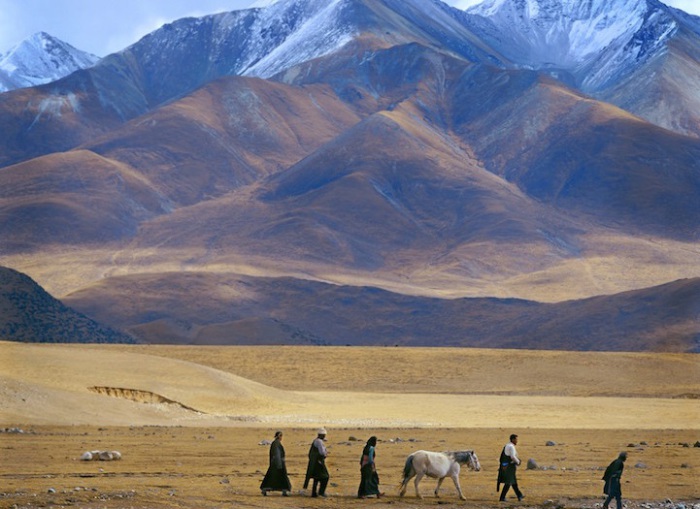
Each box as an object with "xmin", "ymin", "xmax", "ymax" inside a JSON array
[{"xmin": 1, "ymin": 0, "xmax": 698, "ymax": 57}]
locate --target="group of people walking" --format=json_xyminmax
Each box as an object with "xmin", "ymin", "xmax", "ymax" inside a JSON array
[
  {"xmin": 260, "ymin": 428, "xmax": 383, "ymax": 498},
  {"xmin": 260, "ymin": 429, "xmax": 628, "ymax": 504}
]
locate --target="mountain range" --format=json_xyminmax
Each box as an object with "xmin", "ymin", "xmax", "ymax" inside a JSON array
[
  {"xmin": 0, "ymin": 0, "xmax": 698, "ymax": 351},
  {"xmin": 0, "ymin": 32, "xmax": 99, "ymax": 93}
]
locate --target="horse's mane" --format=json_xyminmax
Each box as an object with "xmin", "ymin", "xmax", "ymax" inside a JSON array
[{"xmin": 447, "ymin": 450, "xmax": 474, "ymax": 464}]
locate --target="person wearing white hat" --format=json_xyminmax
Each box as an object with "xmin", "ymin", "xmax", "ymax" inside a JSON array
[{"xmin": 304, "ymin": 428, "xmax": 329, "ymax": 497}]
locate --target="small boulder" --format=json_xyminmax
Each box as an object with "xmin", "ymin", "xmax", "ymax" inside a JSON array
[
  {"xmin": 546, "ymin": 441, "xmax": 557, "ymax": 446},
  {"xmin": 526, "ymin": 458, "xmax": 538, "ymax": 470}
]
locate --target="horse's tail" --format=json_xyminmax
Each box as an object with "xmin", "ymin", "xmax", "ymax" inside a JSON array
[{"xmin": 400, "ymin": 453, "xmax": 415, "ymax": 484}]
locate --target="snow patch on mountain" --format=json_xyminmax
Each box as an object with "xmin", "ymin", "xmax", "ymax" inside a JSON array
[
  {"xmin": 0, "ymin": 32, "xmax": 99, "ymax": 93},
  {"xmin": 243, "ymin": 0, "xmax": 355, "ymax": 77},
  {"xmin": 465, "ymin": 0, "xmax": 679, "ymax": 90}
]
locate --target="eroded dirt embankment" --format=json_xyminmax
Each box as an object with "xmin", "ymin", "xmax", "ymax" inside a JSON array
[{"xmin": 88, "ymin": 386, "xmax": 202, "ymax": 413}]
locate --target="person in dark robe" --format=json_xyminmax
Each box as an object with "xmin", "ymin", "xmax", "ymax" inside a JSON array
[
  {"xmin": 357, "ymin": 436, "xmax": 383, "ymax": 498},
  {"xmin": 304, "ymin": 428, "xmax": 329, "ymax": 497},
  {"xmin": 260, "ymin": 431, "xmax": 291, "ymax": 496},
  {"xmin": 602, "ymin": 451, "xmax": 627, "ymax": 509},
  {"xmin": 497, "ymin": 434, "xmax": 524, "ymax": 502}
]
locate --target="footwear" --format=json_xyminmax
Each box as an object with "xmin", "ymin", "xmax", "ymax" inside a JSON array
[
  {"xmin": 261, "ymin": 490, "xmax": 267, "ymax": 496},
  {"xmin": 282, "ymin": 491, "xmax": 289, "ymax": 497},
  {"xmin": 518, "ymin": 495, "xmax": 525, "ymax": 501}
]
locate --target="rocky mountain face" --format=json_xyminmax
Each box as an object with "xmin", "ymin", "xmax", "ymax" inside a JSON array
[
  {"xmin": 463, "ymin": 0, "xmax": 700, "ymax": 136},
  {"xmin": 0, "ymin": 267, "xmax": 135, "ymax": 343},
  {"xmin": 0, "ymin": 0, "xmax": 698, "ymax": 351},
  {"xmin": 0, "ymin": 32, "xmax": 99, "ymax": 93}
]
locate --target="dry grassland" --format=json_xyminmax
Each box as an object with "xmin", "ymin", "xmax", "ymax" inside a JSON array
[{"xmin": 1, "ymin": 342, "xmax": 698, "ymax": 508}]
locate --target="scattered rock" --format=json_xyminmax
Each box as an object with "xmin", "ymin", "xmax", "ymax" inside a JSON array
[
  {"xmin": 348, "ymin": 436, "xmax": 359, "ymax": 441},
  {"xmin": 47, "ymin": 488, "xmax": 56, "ymax": 494},
  {"xmin": 694, "ymin": 441, "xmax": 700, "ymax": 448},
  {"xmin": 526, "ymin": 458, "xmax": 538, "ymax": 470},
  {"xmin": 635, "ymin": 462, "xmax": 648, "ymax": 469},
  {"xmin": 80, "ymin": 450, "xmax": 121, "ymax": 461},
  {"xmin": 258, "ymin": 440, "xmax": 272, "ymax": 446},
  {"xmin": 546, "ymin": 441, "xmax": 557, "ymax": 446}
]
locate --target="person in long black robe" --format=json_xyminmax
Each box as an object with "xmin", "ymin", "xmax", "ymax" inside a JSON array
[
  {"xmin": 357, "ymin": 436, "xmax": 382, "ymax": 498},
  {"xmin": 260, "ymin": 431, "xmax": 291, "ymax": 496},
  {"xmin": 304, "ymin": 428, "xmax": 329, "ymax": 497},
  {"xmin": 602, "ymin": 452, "xmax": 627, "ymax": 509}
]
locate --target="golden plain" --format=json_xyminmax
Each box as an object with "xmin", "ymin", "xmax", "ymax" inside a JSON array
[{"xmin": 1, "ymin": 342, "xmax": 698, "ymax": 508}]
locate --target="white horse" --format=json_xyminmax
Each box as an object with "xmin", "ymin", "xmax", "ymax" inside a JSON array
[{"xmin": 399, "ymin": 450, "xmax": 481, "ymax": 500}]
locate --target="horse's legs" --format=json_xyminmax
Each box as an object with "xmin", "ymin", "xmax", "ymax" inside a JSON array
[
  {"xmin": 435, "ymin": 476, "xmax": 445, "ymax": 497},
  {"xmin": 414, "ymin": 472, "xmax": 425, "ymax": 499},
  {"xmin": 451, "ymin": 474, "xmax": 466, "ymax": 501},
  {"xmin": 399, "ymin": 474, "xmax": 413, "ymax": 498}
]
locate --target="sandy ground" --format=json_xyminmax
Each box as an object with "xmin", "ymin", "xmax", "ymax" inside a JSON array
[
  {"xmin": 0, "ymin": 342, "xmax": 698, "ymax": 508},
  {"xmin": 1, "ymin": 426, "xmax": 698, "ymax": 509}
]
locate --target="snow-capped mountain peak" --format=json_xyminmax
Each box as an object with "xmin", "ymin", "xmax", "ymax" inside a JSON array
[
  {"xmin": 465, "ymin": 0, "xmax": 678, "ymax": 90},
  {"xmin": 0, "ymin": 32, "xmax": 100, "ymax": 93},
  {"xmin": 242, "ymin": 0, "xmax": 354, "ymax": 77}
]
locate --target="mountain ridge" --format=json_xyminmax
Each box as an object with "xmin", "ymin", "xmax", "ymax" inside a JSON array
[
  {"xmin": 0, "ymin": 266, "xmax": 135, "ymax": 344},
  {"xmin": 0, "ymin": 0, "xmax": 698, "ymax": 350},
  {"xmin": 60, "ymin": 270, "xmax": 700, "ymax": 352},
  {"xmin": 0, "ymin": 32, "xmax": 99, "ymax": 93}
]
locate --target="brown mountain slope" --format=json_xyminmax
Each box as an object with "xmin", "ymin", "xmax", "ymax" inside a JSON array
[
  {"xmin": 599, "ymin": 27, "xmax": 700, "ymax": 139},
  {"xmin": 0, "ymin": 76, "xmax": 362, "ymax": 253},
  {"xmin": 0, "ymin": 70, "xmax": 140, "ymax": 169},
  {"xmin": 0, "ymin": 150, "xmax": 170, "ymax": 251},
  {"xmin": 84, "ymin": 76, "xmax": 362, "ymax": 207},
  {"xmin": 284, "ymin": 43, "xmax": 700, "ymax": 239},
  {"xmin": 0, "ymin": 266, "xmax": 135, "ymax": 343},
  {"xmin": 125, "ymin": 106, "xmax": 583, "ymax": 278},
  {"xmin": 447, "ymin": 67, "xmax": 700, "ymax": 240},
  {"xmin": 1, "ymin": 43, "xmax": 699, "ymax": 306},
  {"xmin": 62, "ymin": 271, "xmax": 699, "ymax": 352}
]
